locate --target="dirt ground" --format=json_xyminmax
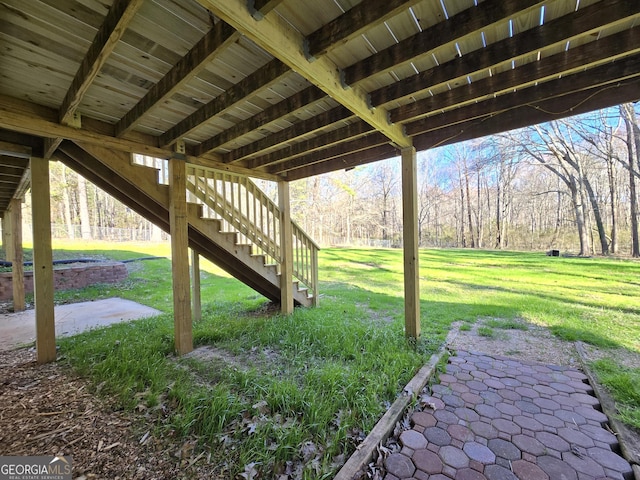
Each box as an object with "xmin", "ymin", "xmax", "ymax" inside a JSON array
[
  {"xmin": 1, "ymin": 317, "xmax": 638, "ymax": 479},
  {"xmin": 0, "ymin": 348, "xmax": 224, "ymax": 480}
]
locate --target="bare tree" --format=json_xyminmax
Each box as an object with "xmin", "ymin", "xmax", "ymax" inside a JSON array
[{"xmin": 620, "ymin": 103, "xmax": 640, "ymax": 257}]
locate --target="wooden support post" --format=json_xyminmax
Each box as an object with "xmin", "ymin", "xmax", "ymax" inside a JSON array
[
  {"xmin": 191, "ymin": 248, "xmax": 201, "ymax": 322},
  {"xmin": 278, "ymin": 180, "xmax": 294, "ymax": 314},
  {"xmin": 31, "ymin": 158, "xmax": 56, "ymax": 363},
  {"xmin": 1, "ymin": 215, "xmax": 9, "ymax": 259},
  {"xmin": 401, "ymin": 147, "xmax": 420, "ymax": 340},
  {"xmin": 311, "ymin": 249, "xmax": 319, "ymax": 307},
  {"xmin": 10, "ymin": 198, "xmax": 25, "ymax": 312},
  {"xmin": 169, "ymin": 155, "xmax": 192, "ymax": 354}
]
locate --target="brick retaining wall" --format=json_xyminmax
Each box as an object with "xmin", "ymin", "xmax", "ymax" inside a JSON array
[{"xmin": 0, "ymin": 262, "xmax": 129, "ymax": 301}]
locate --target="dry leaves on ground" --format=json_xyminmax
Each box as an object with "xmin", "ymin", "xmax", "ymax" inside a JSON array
[{"xmin": 0, "ymin": 348, "xmax": 226, "ymax": 479}]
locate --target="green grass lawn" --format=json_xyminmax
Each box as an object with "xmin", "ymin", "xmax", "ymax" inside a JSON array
[{"xmin": 29, "ymin": 241, "xmax": 640, "ymax": 478}]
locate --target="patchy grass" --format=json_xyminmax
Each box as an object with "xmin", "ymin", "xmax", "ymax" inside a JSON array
[
  {"xmin": 485, "ymin": 318, "xmax": 529, "ymax": 330},
  {"xmin": 477, "ymin": 326, "xmax": 497, "ymax": 338},
  {"xmin": 591, "ymin": 358, "xmax": 640, "ymax": 429},
  {"xmin": 46, "ymin": 243, "xmax": 640, "ymax": 477}
]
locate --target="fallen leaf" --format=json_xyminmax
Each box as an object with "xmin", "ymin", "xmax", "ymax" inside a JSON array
[
  {"xmin": 239, "ymin": 462, "xmax": 260, "ymax": 480},
  {"xmin": 252, "ymin": 400, "xmax": 270, "ymax": 415}
]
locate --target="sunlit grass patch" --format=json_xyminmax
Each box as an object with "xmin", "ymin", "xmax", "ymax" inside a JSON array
[{"xmin": 51, "ymin": 243, "xmax": 640, "ymax": 477}]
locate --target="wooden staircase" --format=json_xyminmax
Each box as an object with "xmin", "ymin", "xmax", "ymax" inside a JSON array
[{"xmin": 56, "ymin": 141, "xmax": 318, "ymax": 307}]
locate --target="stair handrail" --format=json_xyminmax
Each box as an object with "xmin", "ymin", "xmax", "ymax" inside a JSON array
[{"xmin": 185, "ymin": 163, "xmax": 319, "ymax": 303}]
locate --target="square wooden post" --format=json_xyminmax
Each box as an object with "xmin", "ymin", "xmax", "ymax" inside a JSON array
[
  {"xmin": 169, "ymin": 156, "xmax": 192, "ymax": 354},
  {"xmin": 10, "ymin": 198, "xmax": 25, "ymax": 312},
  {"xmin": 31, "ymin": 158, "xmax": 56, "ymax": 363},
  {"xmin": 402, "ymin": 147, "xmax": 420, "ymax": 340},
  {"xmin": 191, "ymin": 248, "xmax": 201, "ymax": 322},
  {"xmin": 1, "ymin": 215, "xmax": 9, "ymax": 257},
  {"xmin": 278, "ymin": 180, "xmax": 294, "ymax": 314}
]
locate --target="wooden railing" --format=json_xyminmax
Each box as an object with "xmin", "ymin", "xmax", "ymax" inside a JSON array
[{"xmin": 132, "ymin": 155, "xmax": 318, "ymax": 303}]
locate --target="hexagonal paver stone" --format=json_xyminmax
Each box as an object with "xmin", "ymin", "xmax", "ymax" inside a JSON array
[
  {"xmin": 513, "ymin": 415, "xmax": 543, "ymax": 432},
  {"xmin": 491, "ymin": 418, "xmax": 521, "ymax": 436},
  {"xmin": 455, "ymin": 407, "xmax": 480, "ymax": 423},
  {"xmin": 484, "ymin": 464, "xmax": 518, "ymax": 480},
  {"xmin": 488, "ymin": 438, "xmax": 521, "ymax": 460},
  {"xmin": 557, "ymin": 427, "xmax": 595, "ymax": 448},
  {"xmin": 512, "ymin": 434, "xmax": 547, "ymax": 456},
  {"xmin": 535, "ymin": 413, "xmax": 565, "ymax": 429},
  {"xmin": 480, "ymin": 391, "xmax": 503, "ymax": 405},
  {"xmin": 484, "ymin": 378, "xmax": 506, "ymax": 390},
  {"xmin": 424, "ymin": 426, "xmax": 452, "ymax": 446},
  {"xmin": 467, "ymin": 380, "xmax": 489, "ymax": 392},
  {"xmin": 518, "ymin": 375, "xmax": 539, "ymax": 386},
  {"xmin": 579, "ymin": 424, "xmax": 618, "ymax": 445},
  {"xmin": 476, "ymin": 404, "xmax": 502, "ymax": 419},
  {"xmin": 470, "ymin": 421, "xmax": 499, "ymax": 439},
  {"xmin": 448, "ymin": 424, "xmax": 475, "ymax": 442},
  {"xmin": 587, "ymin": 447, "xmax": 633, "ymax": 476},
  {"xmin": 515, "ymin": 386, "xmax": 540, "ymax": 399},
  {"xmin": 514, "ymin": 400, "xmax": 541, "ymax": 414},
  {"xmin": 537, "ymin": 455, "xmax": 578, "ymax": 480},
  {"xmin": 572, "ymin": 392, "xmax": 600, "ymax": 406},
  {"xmin": 536, "ymin": 431, "xmax": 570, "ymax": 452},
  {"xmin": 511, "ymin": 460, "xmax": 549, "ymax": 480},
  {"xmin": 435, "ymin": 408, "xmax": 462, "ymax": 425},
  {"xmin": 439, "ymin": 373, "xmax": 458, "ymax": 384},
  {"xmin": 442, "ymin": 393, "xmax": 466, "ymax": 408},
  {"xmin": 533, "ymin": 384, "xmax": 558, "ymax": 396},
  {"xmin": 554, "ymin": 409, "xmax": 587, "ymax": 426},
  {"xmin": 413, "ymin": 449, "xmax": 443, "ymax": 474},
  {"xmin": 401, "ymin": 429, "xmax": 429, "ymax": 450},
  {"xmin": 562, "ymin": 450, "xmax": 606, "ymax": 477},
  {"xmin": 495, "ymin": 402, "xmax": 521, "ymax": 416},
  {"xmin": 501, "ymin": 377, "xmax": 522, "ymax": 388},
  {"xmin": 439, "ymin": 445, "xmax": 470, "ymax": 469},
  {"xmin": 455, "ymin": 468, "xmax": 488, "ymax": 480},
  {"xmin": 533, "ymin": 397, "xmax": 561, "ymax": 411},
  {"xmin": 463, "ymin": 442, "xmax": 496, "ymax": 464},
  {"xmin": 384, "ymin": 453, "xmax": 416, "ymax": 478},
  {"xmin": 573, "ymin": 406, "xmax": 609, "ymax": 423},
  {"xmin": 549, "ymin": 382, "xmax": 577, "ymax": 394},
  {"xmin": 412, "ymin": 411, "xmax": 437, "ymax": 428}
]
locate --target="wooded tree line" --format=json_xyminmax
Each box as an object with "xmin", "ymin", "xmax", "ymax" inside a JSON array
[
  {"xmin": 287, "ymin": 103, "xmax": 640, "ymax": 257},
  {"xmin": 31, "ymin": 103, "xmax": 640, "ymax": 257}
]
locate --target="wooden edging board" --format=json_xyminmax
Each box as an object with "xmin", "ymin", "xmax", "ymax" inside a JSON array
[
  {"xmin": 333, "ymin": 346, "xmax": 448, "ymax": 480},
  {"xmin": 575, "ymin": 341, "xmax": 640, "ymax": 478}
]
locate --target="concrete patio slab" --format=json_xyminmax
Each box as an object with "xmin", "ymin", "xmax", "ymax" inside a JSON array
[{"xmin": 0, "ymin": 298, "xmax": 162, "ymax": 351}]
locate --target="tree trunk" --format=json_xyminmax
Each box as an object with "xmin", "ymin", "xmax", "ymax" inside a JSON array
[
  {"xmin": 582, "ymin": 176, "xmax": 609, "ymax": 255},
  {"xmin": 60, "ymin": 165, "xmax": 75, "ymax": 239},
  {"xmin": 77, "ymin": 175, "xmax": 91, "ymax": 240},
  {"xmin": 458, "ymin": 171, "xmax": 466, "ymax": 247},
  {"xmin": 621, "ymin": 104, "xmax": 640, "ymax": 257},
  {"xmin": 605, "ymin": 150, "xmax": 619, "ymax": 254},
  {"xmin": 463, "ymin": 159, "xmax": 475, "ymax": 248},
  {"xmin": 570, "ymin": 181, "xmax": 590, "ymax": 256}
]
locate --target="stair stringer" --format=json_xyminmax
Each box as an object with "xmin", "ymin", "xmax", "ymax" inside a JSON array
[{"xmin": 58, "ymin": 141, "xmax": 311, "ymax": 306}]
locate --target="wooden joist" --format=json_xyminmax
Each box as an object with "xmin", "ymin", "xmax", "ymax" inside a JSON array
[
  {"xmin": 196, "ymin": 0, "xmax": 412, "ymax": 149},
  {"xmin": 227, "ymin": 106, "xmax": 353, "ymax": 165},
  {"xmin": 305, "ymin": 0, "xmax": 424, "ymax": 59},
  {"xmin": 115, "ymin": 21, "xmax": 238, "ymax": 137},
  {"xmin": 369, "ymin": 0, "xmax": 640, "ymax": 107},
  {"xmin": 343, "ymin": 0, "xmax": 545, "ymax": 85},
  {"xmin": 59, "ymin": 0, "xmax": 145, "ymax": 125}
]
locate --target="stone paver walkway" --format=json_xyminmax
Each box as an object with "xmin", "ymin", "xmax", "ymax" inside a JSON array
[{"xmin": 385, "ymin": 350, "xmax": 634, "ymax": 480}]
